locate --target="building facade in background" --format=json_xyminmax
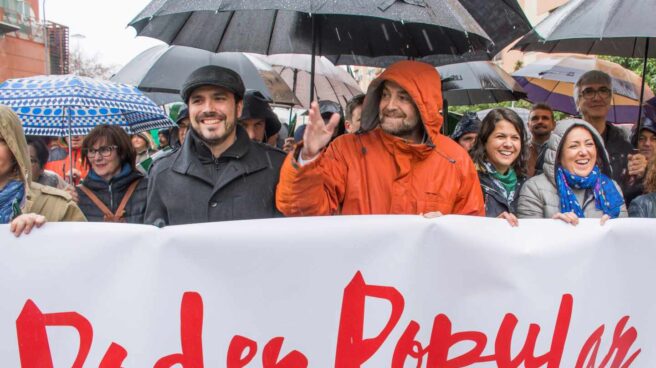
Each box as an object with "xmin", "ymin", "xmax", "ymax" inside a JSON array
[{"xmin": 0, "ymin": 0, "xmax": 68, "ymax": 82}]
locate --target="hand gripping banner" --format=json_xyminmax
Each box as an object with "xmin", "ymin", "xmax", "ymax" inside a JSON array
[{"xmin": 0, "ymin": 216, "xmax": 653, "ymax": 367}]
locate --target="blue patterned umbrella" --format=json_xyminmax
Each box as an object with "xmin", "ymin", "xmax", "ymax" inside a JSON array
[{"xmin": 0, "ymin": 75, "xmax": 174, "ymax": 136}]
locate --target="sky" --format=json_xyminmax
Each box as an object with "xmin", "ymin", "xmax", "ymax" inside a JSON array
[{"xmin": 43, "ymin": 0, "xmax": 164, "ymax": 68}]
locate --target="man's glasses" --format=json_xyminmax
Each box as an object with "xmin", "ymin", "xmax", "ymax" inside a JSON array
[
  {"xmin": 86, "ymin": 145, "xmax": 118, "ymax": 158},
  {"xmin": 580, "ymin": 87, "xmax": 612, "ymax": 100}
]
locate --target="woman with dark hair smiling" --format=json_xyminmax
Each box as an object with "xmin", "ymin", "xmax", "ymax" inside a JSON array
[
  {"xmin": 76, "ymin": 125, "xmax": 148, "ymax": 223},
  {"xmin": 518, "ymin": 119, "xmax": 627, "ymax": 225},
  {"xmin": 470, "ymin": 108, "xmax": 527, "ymax": 226}
]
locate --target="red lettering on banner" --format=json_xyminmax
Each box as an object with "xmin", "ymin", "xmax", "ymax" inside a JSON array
[
  {"xmin": 227, "ymin": 335, "xmax": 258, "ymax": 367},
  {"xmin": 334, "ymin": 273, "xmax": 641, "ymax": 367},
  {"xmin": 154, "ymin": 291, "xmax": 204, "ymax": 367},
  {"xmin": 15, "ymin": 299, "xmax": 126, "ymax": 367},
  {"xmin": 576, "ymin": 316, "xmax": 641, "ymax": 368},
  {"xmin": 13, "ymin": 272, "xmax": 642, "ymax": 367}
]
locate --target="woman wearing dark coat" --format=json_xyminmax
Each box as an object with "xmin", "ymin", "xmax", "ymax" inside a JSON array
[
  {"xmin": 76, "ymin": 125, "xmax": 148, "ymax": 223},
  {"xmin": 471, "ymin": 108, "xmax": 528, "ymax": 226}
]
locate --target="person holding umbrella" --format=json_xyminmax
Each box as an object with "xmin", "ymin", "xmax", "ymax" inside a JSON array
[
  {"xmin": 0, "ymin": 106, "xmax": 86, "ymax": 237},
  {"xmin": 574, "ymin": 70, "xmax": 647, "ymax": 204},
  {"xmin": 276, "ymin": 61, "xmax": 484, "ymax": 217}
]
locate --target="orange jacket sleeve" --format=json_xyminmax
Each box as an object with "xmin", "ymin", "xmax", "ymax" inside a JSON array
[
  {"xmin": 276, "ymin": 142, "xmax": 348, "ymax": 216},
  {"xmin": 452, "ymin": 155, "xmax": 485, "ymax": 216}
]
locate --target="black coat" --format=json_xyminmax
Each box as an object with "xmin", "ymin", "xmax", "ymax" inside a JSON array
[
  {"xmin": 478, "ymin": 171, "xmax": 526, "ymax": 218},
  {"xmin": 603, "ymin": 123, "xmax": 642, "ymax": 205},
  {"xmin": 76, "ymin": 169, "xmax": 148, "ymax": 223},
  {"xmin": 628, "ymin": 192, "xmax": 656, "ymax": 218},
  {"xmin": 144, "ymin": 125, "xmax": 286, "ymax": 226}
]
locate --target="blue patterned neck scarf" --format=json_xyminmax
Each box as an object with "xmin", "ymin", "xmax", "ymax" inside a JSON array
[
  {"xmin": 0, "ymin": 180, "xmax": 25, "ymax": 224},
  {"xmin": 556, "ymin": 166, "xmax": 623, "ymax": 218}
]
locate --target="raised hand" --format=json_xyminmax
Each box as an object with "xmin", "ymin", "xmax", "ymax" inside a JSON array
[{"xmin": 300, "ymin": 101, "xmax": 340, "ymax": 161}]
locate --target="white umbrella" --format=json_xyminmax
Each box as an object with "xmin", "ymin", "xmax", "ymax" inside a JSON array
[{"xmin": 246, "ymin": 54, "xmax": 362, "ymax": 109}]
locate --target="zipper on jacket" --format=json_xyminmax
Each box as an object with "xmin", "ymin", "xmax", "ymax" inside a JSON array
[{"xmin": 108, "ymin": 183, "xmax": 114, "ymax": 210}]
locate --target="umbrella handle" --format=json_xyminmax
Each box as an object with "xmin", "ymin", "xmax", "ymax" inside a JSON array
[{"xmin": 633, "ymin": 38, "xmax": 650, "ymax": 147}]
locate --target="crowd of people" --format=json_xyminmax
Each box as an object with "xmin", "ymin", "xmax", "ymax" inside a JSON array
[{"xmin": 1, "ymin": 60, "xmax": 655, "ymax": 236}]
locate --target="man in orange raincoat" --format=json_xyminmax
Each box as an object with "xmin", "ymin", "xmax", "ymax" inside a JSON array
[{"xmin": 276, "ymin": 61, "xmax": 484, "ymax": 216}]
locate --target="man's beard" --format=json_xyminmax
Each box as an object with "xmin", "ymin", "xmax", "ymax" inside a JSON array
[
  {"xmin": 380, "ymin": 113, "xmax": 421, "ymax": 139},
  {"xmin": 194, "ymin": 111, "xmax": 236, "ymax": 146}
]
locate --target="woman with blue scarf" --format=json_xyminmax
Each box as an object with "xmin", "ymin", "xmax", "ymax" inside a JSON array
[
  {"xmin": 76, "ymin": 125, "xmax": 148, "ymax": 223},
  {"xmin": 0, "ymin": 106, "xmax": 85, "ymax": 236},
  {"xmin": 518, "ymin": 119, "xmax": 627, "ymax": 224}
]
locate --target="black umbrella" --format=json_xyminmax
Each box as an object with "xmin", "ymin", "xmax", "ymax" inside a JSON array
[
  {"xmin": 129, "ymin": 0, "xmax": 495, "ymax": 102},
  {"xmin": 110, "ymin": 45, "xmax": 299, "ymax": 106},
  {"xmin": 512, "ymin": 0, "xmax": 656, "ymax": 141},
  {"xmin": 438, "ymin": 61, "xmax": 526, "ymax": 106}
]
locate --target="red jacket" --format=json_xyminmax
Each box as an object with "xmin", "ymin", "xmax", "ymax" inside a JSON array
[
  {"xmin": 44, "ymin": 148, "xmax": 88, "ymax": 185},
  {"xmin": 276, "ymin": 61, "xmax": 484, "ymax": 216}
]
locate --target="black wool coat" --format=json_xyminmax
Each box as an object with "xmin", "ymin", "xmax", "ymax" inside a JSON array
[{"xmin": 144, "ymin": 126, "xmax": 286, "ymax": 226}]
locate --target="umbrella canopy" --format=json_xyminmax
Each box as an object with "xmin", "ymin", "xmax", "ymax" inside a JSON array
[
  {"xmin": 111, "ymin": 45, "xmax": 299, "ymax": 106},
  {"xmin": 334, "ymin": 0, "xmax": 531, "ymax": 67},
  {"xmin": 438, "ymin": 61, "xmax": 526, "ymax": 106},
  {"xmin": 513, "ymin": 0, "xmax": 656, "ymax": 58},
  {"xmin": 0, "ymin": 75, "xmax": 174, "ymax": 136},
  {"xmin": 247, "ymin": 54, "xmax": 362, "ymax": 109},
  {"xmin": 477, "ymin": 107, "xmax": 531, "ymax": 125},
  {"xmin": 129, "ymin": 1, "xmax": 493, "ymax": 62},
  {"xmin": 512, "ymin": 55, "xmax": 655, "ymax": 123}
]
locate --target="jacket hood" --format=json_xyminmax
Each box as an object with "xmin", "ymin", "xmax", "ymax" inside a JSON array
[
  {"xmin": 451, "ymin": 112, "xmax": 482, "ymax": 141},
  {"xmin": 0, "ymin": 105, "xmax": 32, "ymax": 188},
  {"xmin": 542, "ymin": 118, "xmax": 612, "ymax": 185},
  {"xmin": 360, "ymin": 61, "xmax": 444, "ymax": 145}
]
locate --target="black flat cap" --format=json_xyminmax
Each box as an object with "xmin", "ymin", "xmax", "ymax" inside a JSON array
[{"xmin": 180, "ymin": 65, "xmax": 245, "ymax": 103}]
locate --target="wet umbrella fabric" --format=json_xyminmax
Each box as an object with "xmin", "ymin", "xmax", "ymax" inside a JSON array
[
  {"xmin": 0, "ymin": 75, "xmax": 173, "ymax": 136},
  {"xmin": 438, "ymin": 61, "xmax": 526, "ymax": 106},
  {"xmin": 129, "ymin": 1, "xmax": 493, "ymax": 61},
  {"xmin": 512, "ymin": 0, "xmax": 656, "ymax": 134},
  {"xmin": 333, "ymin": 0, "xmax": 531, "ymax": 67},
  {"xmin": 246, "ymin": 54, "xmax": 362, "ymax": 109},
  {"xmin": 111, "ymin": 45, "xmax": 298, "ymax": 106},
  {"xmin": 512, "ymin": 55, "xmax": 655, "ymax": 123},
  {"xmin": 513, "ymin": 0, "xmax": 656, "ymax": 58}
]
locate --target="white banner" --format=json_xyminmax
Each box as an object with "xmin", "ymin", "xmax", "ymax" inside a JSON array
[{"xmin": 0, "ymin": 216, "xmax": 654, "ymax": 367}]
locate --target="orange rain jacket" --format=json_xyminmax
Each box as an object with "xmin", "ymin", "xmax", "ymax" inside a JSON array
[{"xmin": 276, "ymin": 61, "xmax": 484, "ymax": 216}]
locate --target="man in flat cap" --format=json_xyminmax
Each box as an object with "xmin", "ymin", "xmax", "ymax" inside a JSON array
[{"xmin": 145, "ymin": 65, "xmax": 286, "ymax": 226}]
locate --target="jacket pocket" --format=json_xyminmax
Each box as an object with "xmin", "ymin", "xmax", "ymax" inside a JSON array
[{"xmin": 418, "ymin": 192, "xmax": 450, "ymax": 214}]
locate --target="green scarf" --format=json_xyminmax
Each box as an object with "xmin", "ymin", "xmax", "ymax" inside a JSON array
[{"xmin": 491, "ymin": 167, "xmax": 517, "ymax": 196}]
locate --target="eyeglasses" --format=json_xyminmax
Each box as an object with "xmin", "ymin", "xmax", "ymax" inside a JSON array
[
  {"xmin": 86, "ymin": 145, "xmax": 118, "ymax": 158},
  {"xmin": 580, "ymin": 87, "xmax": 612, "ymax": 100}
]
